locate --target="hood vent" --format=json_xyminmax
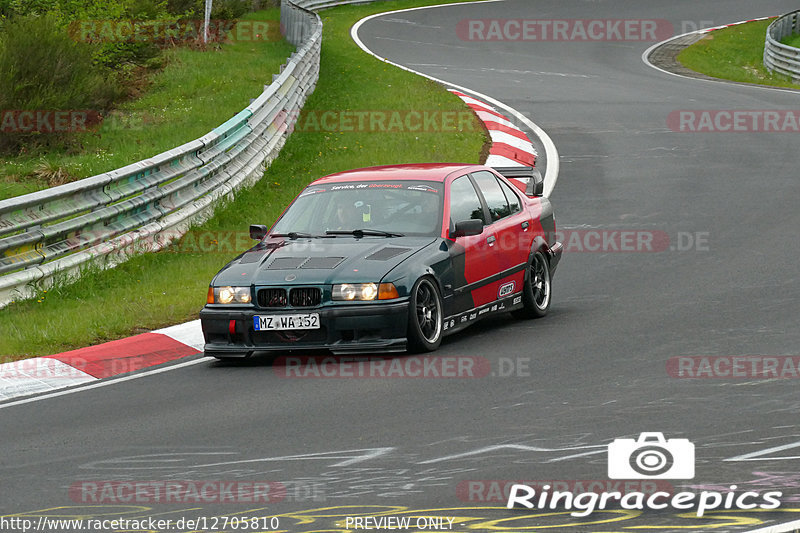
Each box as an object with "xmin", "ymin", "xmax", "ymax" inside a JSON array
[
  {"xmin": 267, "ymin": 256, "xmax": 345, "ymax": 270},
  {"xmin": 301, "ymin": 256, "xmax": 345, "ymax": 269},
  {"xmin": 365, "ymin": 247, "xmax": 411, "ymax": 261},
  {"xmin": 268, "ymin": 257, "xmax": 308, "ymax": 270},
  {"xmin": 240, "ymin": 251, "xmax": 267, "ymax": 264}
]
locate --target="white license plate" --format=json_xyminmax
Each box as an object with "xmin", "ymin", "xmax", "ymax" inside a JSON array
[{"xmin": 253, "ymin": 313, "xmax": 320, "ymax": 331}]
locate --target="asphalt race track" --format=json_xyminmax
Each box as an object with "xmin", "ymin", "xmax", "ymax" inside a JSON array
[{"xmin": 2, "ymin": 1, "xmax": 800, "ymax": 532}]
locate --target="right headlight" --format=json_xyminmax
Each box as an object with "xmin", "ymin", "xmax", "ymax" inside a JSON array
[{"xmin": 332, "ymin": 283, "xmax": 399, "ymax": 301}]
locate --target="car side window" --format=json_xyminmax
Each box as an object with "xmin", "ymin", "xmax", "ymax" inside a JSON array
[
  {"xmin": 449, "ymin": 176, "xmax": 486, "ymax": 225},
  {"xmin": 471, "ymin": 171, "xmax": 511, "ymax": 222},
  {"xmin": 497, "ymin": 178, "xmax": 521, "ymax": 214}
]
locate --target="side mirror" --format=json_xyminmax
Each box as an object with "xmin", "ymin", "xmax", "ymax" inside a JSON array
[
  {"xmin": 451, "ymin": 219, "xmax": 484, "ymax": 238},
  {"xmin": 249, "ymin": 224, "xmax": 268, "ymax": 240}
]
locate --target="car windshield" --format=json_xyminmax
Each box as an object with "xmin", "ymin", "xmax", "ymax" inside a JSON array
[{"xmin": 271, "ymin": 180, "xmax": 443, "ymax": 237}]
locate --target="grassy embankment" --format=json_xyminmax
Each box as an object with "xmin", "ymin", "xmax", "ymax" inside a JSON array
[
  {"xmin": 677, "ymin": 18, "xmax": 800, "ymax": 89},
  {"xmin": 0, "ymin": 10, "xmax": 295, "ymax": 200}
]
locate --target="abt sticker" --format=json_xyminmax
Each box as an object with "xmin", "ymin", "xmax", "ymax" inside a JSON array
[{"xmin": 498, "ymin": 281, "xmax": 516, "ymax": 298}]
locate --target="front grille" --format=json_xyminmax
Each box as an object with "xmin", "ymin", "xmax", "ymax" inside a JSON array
[
  {"xmin": 258, "ymin": 288, "xmax": 287, "ymax": 307},
  {"xmin": 290, "ymin": 287, "xmax": 321, "ymax": 307}
]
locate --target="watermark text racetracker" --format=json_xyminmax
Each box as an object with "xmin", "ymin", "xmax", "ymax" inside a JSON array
[
  {"xmin": 551, "ymin": 229, "xmax": 709, "ymax": 253},
  {"xmin": 274, "ymin": 355, "xmax": 531, "ymax": 378},
  {"xmin": 668, "ymin": 110, "xmax": 800, "ymax": 132},
  {"xmin": 69, "ymin": 480, "xmax": 291, "ymax": 504},
  {"xmin": 0, "ymin": 109, "xmax": 146, "ymax": 134},
  {"xmin": 668, "ymin": 356, "xmax": 800, "ymax": 379},
  {"xmin": 69, "ymin": 19, "xmax": 280, "ymax": 43},
  {"xmin": 457, "ymin": 18, "xmax": 674, "ymax": 41},
  {"xmin": 280, "ymin": 109, "xmax": 479, "ymax": 133},
  {"xmin": 0, "ymin": 355, "xmax": 152, "ymax": 379},
  {"xmin": 459, "ymin": 479, "xmax": 674, "ymax": 502},
  {"xmin": 0, "ymin": 110, "xmax": 101, "ymax": 133}
]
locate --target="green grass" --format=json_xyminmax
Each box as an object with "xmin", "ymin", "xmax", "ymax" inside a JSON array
[
  {"xmin": 0, "ymin": 9, "xmax": 295, "ymax": 201},
  {"xmin": 783, "ymin": 34, "xmax": 800, "ymax": 48},
  {"xmin": 0, "ymin": 0, "xmax": 488, "ymax": 359},
  {"xmin": 676, "ymin": 18, "xmax": 800, "ymax": 89}
]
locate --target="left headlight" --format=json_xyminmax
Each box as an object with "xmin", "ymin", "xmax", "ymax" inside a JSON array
[
  {"xmin": 332, "ymin": 283, "xmax": 399, "ymax": 301},
  {"xmin": 207, "ymin": 286, "xmax": 252, "ymax": 304}
]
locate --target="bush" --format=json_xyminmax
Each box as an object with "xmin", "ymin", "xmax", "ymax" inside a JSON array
[
  {"xmin": 165, "ymin": 0, "xmax": 253, "ymax": 19},
  {"xmin": 0, "ymin": 14, "xmax": 122, "ymax": 152},
  {"xmin": 1, "ymin": 0, "xmax": 130, "ymax": 22}
]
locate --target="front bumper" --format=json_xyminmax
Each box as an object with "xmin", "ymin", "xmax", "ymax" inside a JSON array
[{"xmin": 200, "ymin": 300, "xmax": 410, "ymax": 356}]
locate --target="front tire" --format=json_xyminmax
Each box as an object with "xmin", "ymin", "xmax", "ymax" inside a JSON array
[
  {"xmin": 407, "ymin": 277, "xmax": 443, "ymax": 353},
  {"xmin": 512, "ymin": 250, "xmax": 551, "ymax": 319}
]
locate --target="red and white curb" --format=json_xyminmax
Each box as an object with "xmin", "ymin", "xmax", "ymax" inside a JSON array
[
  {"xmin": 697, "ymin": 17, "xmax": 775, "ymax": 34},
  {"xmin": 0, "ymin": 320, "xmax": 204, "ymax": 401},
  {"xmin": 449, "ymin": 89, "xmax": 538, "ymax": 168}
]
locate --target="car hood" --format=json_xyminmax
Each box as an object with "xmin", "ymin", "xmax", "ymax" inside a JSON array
[{"xmin": 212, "ymin": 236, "xmax": 437, "ymax": 286}]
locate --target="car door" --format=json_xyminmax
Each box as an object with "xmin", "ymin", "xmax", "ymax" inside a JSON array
[
  {"xmin": 469, "ymin": 170, "xmax": 533, "ymax": 300},
  {"xmin": 446, "ymin": 174, "xmax": 500, "ymax": 315}
]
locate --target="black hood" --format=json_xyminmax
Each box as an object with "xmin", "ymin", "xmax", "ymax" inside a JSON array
[{"xmin": 212, "ymin": 236, "xmax": 437, "ymax": 286}]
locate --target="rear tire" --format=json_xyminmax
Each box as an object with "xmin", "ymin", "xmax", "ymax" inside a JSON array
[
  {"xmin": 407, "ymin": 277, "xmax": 443, "ymax": 353},
  {"xmin": 512, "ymin": 250, "xmax": 551, "ymax": 319}
]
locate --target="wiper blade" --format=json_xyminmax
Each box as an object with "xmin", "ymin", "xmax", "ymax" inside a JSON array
[
  {"xmin": 326, "ymin": 229, "xmax": 405, "ymax": 238},
  {"xmin": 270, "ymin": 232, "xmax": 328, "ymax": 239}
]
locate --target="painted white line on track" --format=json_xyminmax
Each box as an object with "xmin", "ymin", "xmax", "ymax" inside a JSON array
[
  {"xmin": 0, "ymin": 357, "xmax": 209, "ymax": 410},
  {"xmin": 724, "ymin": 440, "xmax": 800, "ymax": 461},
  {"xmin": 350, "ymin": 0, "xmax": 560, "ymax": 197}
]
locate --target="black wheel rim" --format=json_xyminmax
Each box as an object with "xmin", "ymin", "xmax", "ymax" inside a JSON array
[
  {"xmin": 531, "ymin": 253, "xmax": 550, "ymax": 309},
  {"xmin": 415, "ymin": 280, "xmax": 441, "ymax": 343}
]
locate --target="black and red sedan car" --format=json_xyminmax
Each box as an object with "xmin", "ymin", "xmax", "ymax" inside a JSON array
[{"xmin": 200, "ymin": 163, "xmax": 562, "ymax": 358}]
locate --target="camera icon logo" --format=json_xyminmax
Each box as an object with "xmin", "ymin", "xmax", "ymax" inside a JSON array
[{"xmin": 608, "ymin": 432, "xmax": 695, "ymax": 479}]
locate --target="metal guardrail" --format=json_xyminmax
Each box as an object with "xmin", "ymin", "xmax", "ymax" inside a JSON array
[
  {"xmin": 764, "ymin": 10, "xmax": 800, "ymax": 82},
  {"xmin": 0, "ymin": 0, "xmax": 394, "ymax": 307}
]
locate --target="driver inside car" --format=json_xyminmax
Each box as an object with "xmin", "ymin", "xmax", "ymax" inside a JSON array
[{"xmin": 332, "ymin": 199, "xmax": 370, "ymax": 230}]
